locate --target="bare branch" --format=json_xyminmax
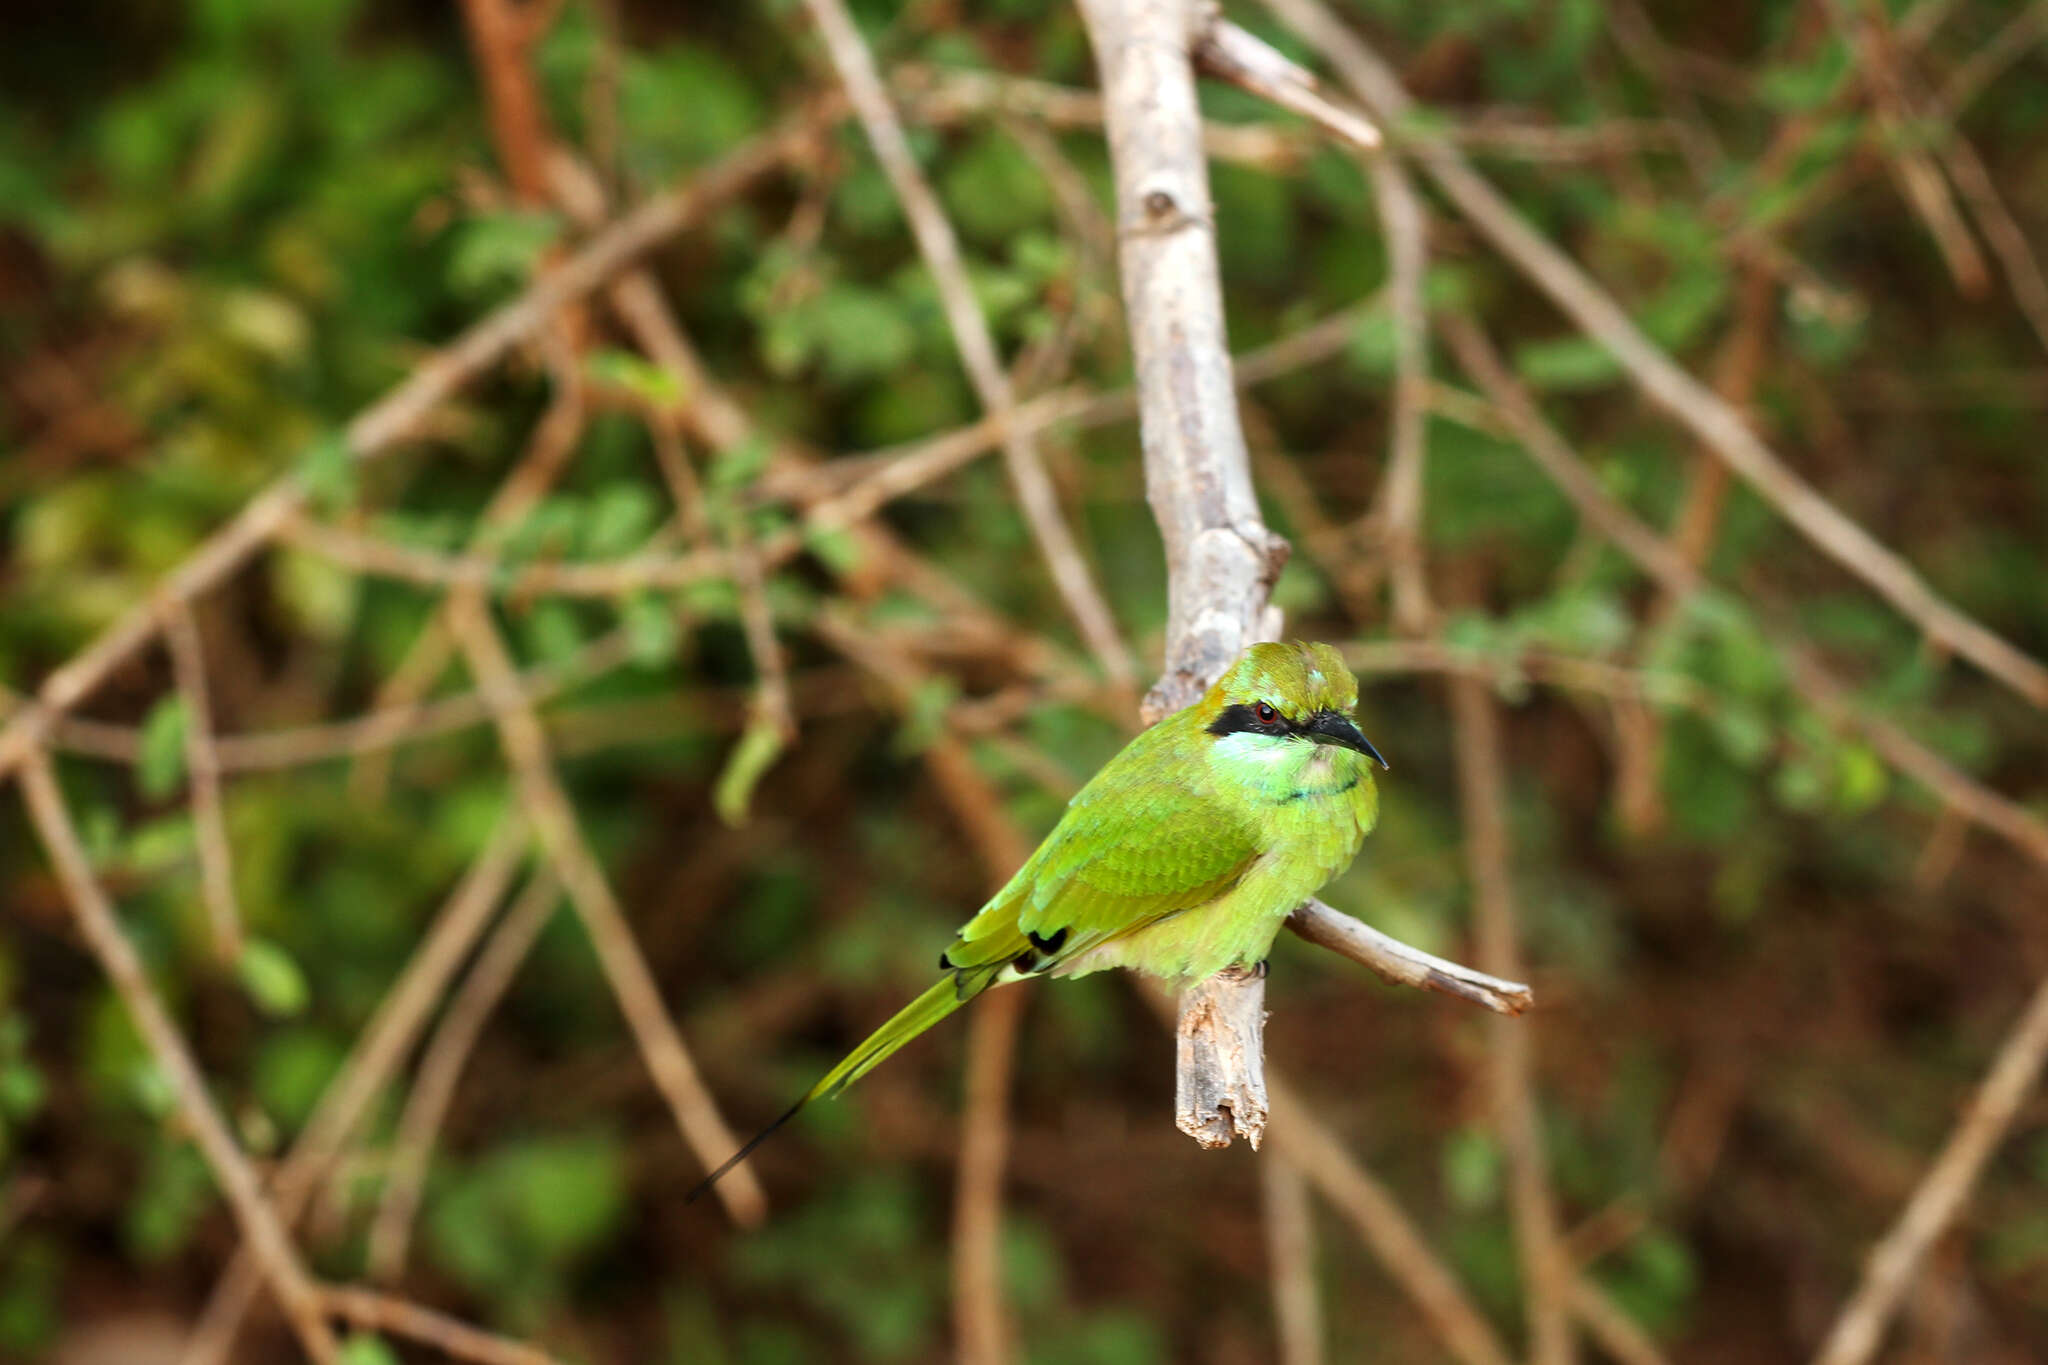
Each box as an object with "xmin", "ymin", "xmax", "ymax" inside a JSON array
[
  {"xmin": 20, "ymin": 751, "xmax": 338, "ymax": 1364},
  {"xmin": 1449, "ymin": 677, "xmax": 1576, "ymax": 1365},
  {"xmin": 320, "ymin": 1285, "xmax": 563, "ymax": 1365},
  {"xmin": 1267, "ymin": 1076, "xmax": 1516, "ymax": 1365},
  {"xmin": 1811, "ymin": 975, "xmax": 2048, "ymax": 1365},
  {"xmin": 182, "ymin": 812, "xmax": 531, "ymax": 1365},
  {"xmin": 369, "ymin": 870, "xmax": 563, "ymax": 1282},
  {"xmin": 447, "ymin": 594, "xmax": 766, "ymax": 1225},
  {"xmin": 1262, "ymin": 1152, "xmax": 1325, "ymax": 1365},
  {"xmin": 1366, "ymin": 152, "xmax": 1433, "ymax": 634},
  {"xmin": 1285, "ymin": 900, "xmax": 1533, "ymax": 1015},
  {"xmin": 1173, "ymin": 965, "xmax": 1270, "ymax": 1148},
  {"xmin": 159, "ymin": 598, "xmax": 243, "ymax": 961},
  {"xmin": 799, "ymin": 0, "xmax": 1137, "ymax": 691}
]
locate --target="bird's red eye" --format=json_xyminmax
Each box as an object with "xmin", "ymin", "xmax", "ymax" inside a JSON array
[{"xmin": 1255, "ymin": 702, "xmax": 1277, "ymax": 725}]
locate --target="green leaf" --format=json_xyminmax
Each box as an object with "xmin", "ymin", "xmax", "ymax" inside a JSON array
[
  {"xmin": 714, "ymin": 717, "xmax": 788, "ymax": 827},
  {"xmin": 1443, "ymin": 1125, "xmax": 1502, "ymax": 1209},
  {"xmin": 138, "ymin": 696, "xmax": 190, "ymax": 800},
  {"xmin": 1513, "ymin": 335, "xmax": 1621, "ymax": 391},
  {"xmin": 585, "ymin": 348, "xmax": 686, "ymax": 409},
  {"xmin": 236, "ymin": 938, "xmax": 309, "ymax": 1018},
  {"xmin": 710, "ymin": 434, "xmax": 772, "ymax": 493},
  {"xmin": 582, "ymin": 483, "xmax": 661, "ymax": 558},
  {"xmin": 295, "ymin": 430, "xmax": 355, "ymax": 512},
  {"xmin": 338, "ymin": 1335, "xmax": 402, "ymax": 1365},
  {"xmin": 623, "ymin": 592, "xmax": 683, "ymax": 667},
  {"xmin": 447, "ymin": 210, "xmax": 561, "ymax": 298}
]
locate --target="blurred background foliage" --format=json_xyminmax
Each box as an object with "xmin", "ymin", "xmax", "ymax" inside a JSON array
[{"xmin": 4, "ymin": 0, "xmax": 2048, "ymax": 1361}]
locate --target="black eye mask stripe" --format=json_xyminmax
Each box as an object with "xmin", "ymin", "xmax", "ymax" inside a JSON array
[{"xmin": 1205, "ymin": 703, "xmax": 1302, "ymax": 739}]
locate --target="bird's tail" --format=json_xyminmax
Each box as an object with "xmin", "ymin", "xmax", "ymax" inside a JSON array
[{"xmin": 685, "ymin": 973, "xmax": 985, "ymax": 1205}]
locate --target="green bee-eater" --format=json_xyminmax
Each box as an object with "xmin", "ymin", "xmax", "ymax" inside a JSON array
[{"xmin": 691, "ymin": 640, "xmax": 1387, "ymax": 1199}]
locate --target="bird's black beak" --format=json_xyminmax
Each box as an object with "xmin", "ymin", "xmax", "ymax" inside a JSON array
[{"xmin": 1307, "ymin": 710, "xmax": 1390, "ymax": 770}]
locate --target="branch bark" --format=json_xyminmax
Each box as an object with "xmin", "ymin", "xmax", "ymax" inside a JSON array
[{"xmin": 1078, "ymin": 0, "xmax": 1288, "ymax": 1148}]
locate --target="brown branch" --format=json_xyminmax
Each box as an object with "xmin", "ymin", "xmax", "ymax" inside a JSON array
[
  {"xmin": 1367, "ymin": 152, "xmax": 1434, "ymax": 634},
  {"xmin": 814, "ymin": 611, "xmax": 1035, "ymax": 1365},
  {"xmin": 159, "ymin": 597, "xmax": 243, "ymax": 961},
  {"xmin": 800, "ymin": 0, "xmax": 1137, "ymax": 692},
  {"xmin": 457, "ymin": 0, "xmax": 557, "ymax": 205},
  {"xmin": 1449, "ymin": 677, "xmax": 1576, "ymax": 1365},
  {"xmin": 369, "ymin": 870, "xmax": 563, "ymax": 1282},
  {"xmin": 1821, "ymin": 0, "xmax": 1988, "ymax": 296},
  {"xmin": 348, "ymin": 331, "xmax": 588, "ymax": 803},
  {"xmin": 1569, "ymin": 1277, "xmax": 1678, "ymax": 1365},
  {"xmin": 279, "ymin": 512, "xmax": 720, "ymax": 596},
  {"xmin": 1266, "ymin": 1076, "xmax": 1516, "ymax": 1365},
  {"xmin": 547, "ymin": 152, "xmax": 796, "ymax": 761},
  {"xmin": 1262, "ymin": 1151, "xmax": 1325, "ymax": 1365},
  {"xmin": 1255, "ymin": 0, "xmax": 2048, "ymax": 708},
  {"xmin": 320, "ymin": 1285, "xmax": 563, "ymax": 1365},
  {"xmin": 1940, "ymin": 1, "xmax": 2048, "ymax": 113},
  {"xmin": 0, "ymin": 110, "xmax": 825, "ymax": 788},
  {"xmin": 181, "ymin": 812, "xmax": 532, "ymax": 1365},
  {"xmin": 1810, "ymin": 975, "xmax": 2048, "ymax": 1365},
  {"xmin": 446, "ymin": 594, "xmax": 766, "ymax": 1225},
  {"xmin": 20, "ymin": 751, "xmax": 339, "ymax": 1364}
]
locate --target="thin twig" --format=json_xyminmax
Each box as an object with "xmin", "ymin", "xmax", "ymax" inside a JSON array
[
  {"xmin": 547, "ymin": 151, "xmax": 795, "ymax": 752},
  {"xmin": 1810, "ymin": 975, "xmax": 2048, "ymax": 1365},
  {"xmin": 1192, "ymin": 18, "xmax": 1380, "ymax": 150},
  {"xmin": 320, "ymin": 1285, "xmax": 563, "ymax": 1365},
  {"xmin": 348, "ymin": 330, "xmax": 587, "ymax": 803},
  {"xmin": 181, "ymin": 813, "xmax": 532, "ymax": 1365},
  {"xmin": 447, "ymin": 594, "xmax": 766, "ymax": 1225},
  {"xmin": 1940, "ymin": 1, "xmax": 2048, "ymax": 113},
  {"xmin": 1366, "ymin": 152, "xmax": 1433, "ymax": 634},
  {"xmin": 1821, "ymin": 0, "xmax": 1988, "ymax": 295},
  {"xmin": 1449, "ymin": 676, "xmax": 1576, "ymax": 1365},
  {"xmin": 1569, "ymin": 1277, "xmax": 1678, "ymax": 1365},
  {"xmin": 1284, "ymin": 901, "xmax": 1532, "ymax": 1016},
  {"xmin": 1255, "ymin": 0, "xmax": 2048, "ymax": 708},
  {"xmin": 369, "ymin": 870, "xmax": 563, "ymax": 1282},
  {"xmin": 159, "ymin": 598, "xmax": 243, "ymax": 961},
  {"xmin": 20, "ymin": 751, "xmax": 339, "ymax": 1364},
  {"xmin": 800, "ymin": 0, "xmax": 1137, "ymax": 692}
]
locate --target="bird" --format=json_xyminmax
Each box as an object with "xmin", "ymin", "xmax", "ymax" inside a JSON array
[{"xmin": 688, "ymin": 639, "xmax": 1388, "ymax": 1202}]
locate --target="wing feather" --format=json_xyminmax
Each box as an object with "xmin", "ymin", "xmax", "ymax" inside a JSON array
[{"xmin": 944, "ymin": 724, "xmax": 1260, "ymax": 973}]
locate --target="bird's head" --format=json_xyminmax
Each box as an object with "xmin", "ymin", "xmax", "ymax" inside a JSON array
[{"xmin": 1199, "ymin": 640, "xmax": 1389, "ymax": 769}]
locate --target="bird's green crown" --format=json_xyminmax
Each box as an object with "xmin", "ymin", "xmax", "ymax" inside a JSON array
[{"xmin": 1197, "ymin": 640, "xmax": 1388, "ymax": 768}]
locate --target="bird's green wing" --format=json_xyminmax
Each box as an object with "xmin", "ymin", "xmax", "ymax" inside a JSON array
[{"xmin": 945, "ymin": 727, "xmax": 1262, "ymax": 979}]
